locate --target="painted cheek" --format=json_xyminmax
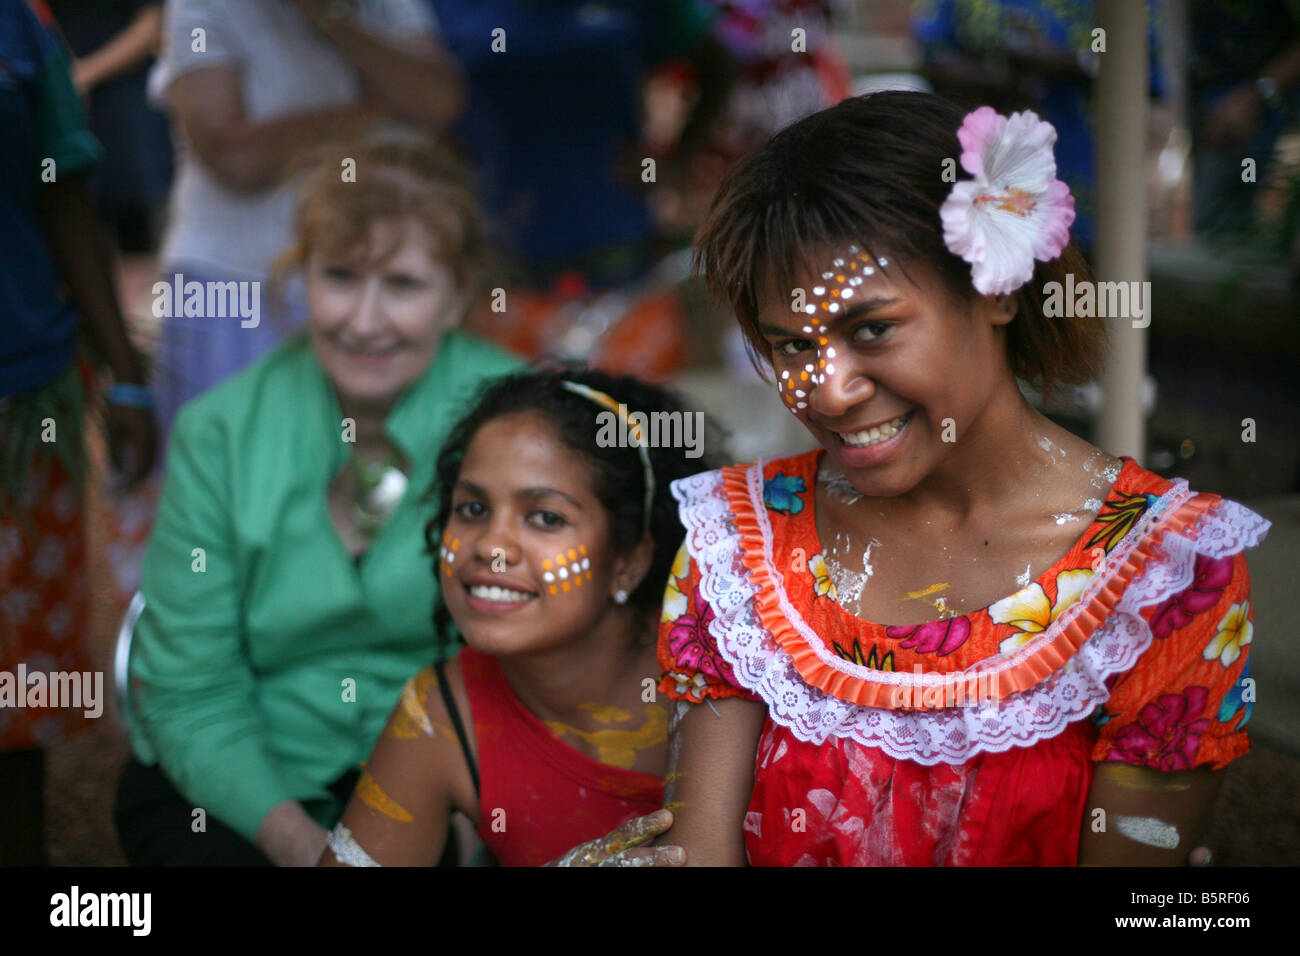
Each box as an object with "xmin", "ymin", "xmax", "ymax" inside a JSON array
[
  {"xmin": 439, "ymin": 532, "xmax": 460, "ymax": 577},
  {"xmin": 786, "ymin": 247, "xmax": 889, "ymax": 411},
  {"xmin": 540, "ymin": 544, "xmax": 592, "ymax": 596}
]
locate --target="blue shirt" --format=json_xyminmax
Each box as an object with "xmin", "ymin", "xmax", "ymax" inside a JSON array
[
  {"xmin": 427, "ymin": 0, "xmax": 712, "ymax": 273},
  {"xmin": 0, "ymin": 0, "xmax": 102, "ymax": 397}
]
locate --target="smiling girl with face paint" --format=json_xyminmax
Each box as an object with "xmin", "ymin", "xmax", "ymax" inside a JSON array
[
  {"xmin": 654, "ymin": 92, "xmax": 1272, "ymax": 866},
  {"xmin": 320, "ymin": 368, "xmax": 723, "ymax": 867}
]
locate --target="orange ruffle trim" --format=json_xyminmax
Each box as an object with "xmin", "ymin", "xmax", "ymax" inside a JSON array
[{"xmin": 722, "ymin": 463, "xmax": 1222, "ymax": 711}]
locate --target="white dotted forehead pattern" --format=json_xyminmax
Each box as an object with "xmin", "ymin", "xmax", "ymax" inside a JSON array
[{"xmin": 778, "ymin": 246, "xmax": 887, "ymax": 411}]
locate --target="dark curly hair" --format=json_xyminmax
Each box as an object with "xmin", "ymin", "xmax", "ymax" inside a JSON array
[{"xmin": 422, "ymin": 366, "xmax": 727, "ymax": 658}]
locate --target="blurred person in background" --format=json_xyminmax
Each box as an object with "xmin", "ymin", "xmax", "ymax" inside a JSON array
[
  {"xmin": 428, "ymin": 0, "xmax": 732, "ymax": 380},
  {"xmin": 1, "ymin": 0, "xmax": 156, "ymax": 866},
  {"xmin": 46, "ymin": 0, "xmax": 173, "ymax": 254},
  {"xmin": 1187, "ymin": 0, "xmax": 1300, "ymax": 244},
  {"xmin": 650, "ymin": 0, "xmax": 851, "ymax": 239},
  {"xmin": 147, "ymin": 0, "xmax": 464, "ymax": 453},
  {"xmin": 113, "ymin": 139, "xmax": 522, "ymax": 867}
]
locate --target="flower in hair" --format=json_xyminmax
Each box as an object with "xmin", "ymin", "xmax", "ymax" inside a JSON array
[{"xmin": 940, "ymin": 106, "xmax": 1075, "ymax": 296}]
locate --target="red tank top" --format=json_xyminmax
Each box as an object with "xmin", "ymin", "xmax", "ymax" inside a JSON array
[{"xmin": 459, "ymin": 647, "xmax": 665, "ymax": 867}]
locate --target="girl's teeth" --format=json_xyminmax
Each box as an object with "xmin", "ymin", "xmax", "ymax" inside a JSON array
[
  {"xmin": 469, "ymin": 585, "xmax": 535, "ymax": 603},
  {"xmin": 842, "ymin": 414, "xmax": 909, "ymax": 447}
]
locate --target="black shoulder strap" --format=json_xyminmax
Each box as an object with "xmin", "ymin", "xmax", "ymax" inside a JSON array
[{"xmin": 434, "ymin": 658, "xmax": 480, "ymax": 798}]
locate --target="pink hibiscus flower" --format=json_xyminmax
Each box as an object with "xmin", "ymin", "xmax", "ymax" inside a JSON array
[
  {"xmin": 885, "ymin": 616, "xmax": 972, "ymax": 656},
  {"xmin": 1107, "ymin": 686, "xmax": 1211, "ymax": 771},
  {"xmin": 667, "ymin": 590, "xmax": 731, "ymax": 683},
  {"xmin": 940, "ymin": 106, "xmax": 1076, "ymax": 295},
  {"xmin": 1149, "ymin": 554, "xmax": 1234, "ymax": 639}
]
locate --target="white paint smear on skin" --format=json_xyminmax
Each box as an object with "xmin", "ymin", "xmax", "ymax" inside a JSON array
[
  {"xmin": 1115, "ymin": 815, "xmax": 1181, "ymax": 850},
  {"xmin": 1055, "ymin": 497, "xmax": 1103, "ymax": 524},
  {"xmin": 1016, "ymin": 562, "xmax": 1032, "ymax": 588},
  {"xmin": 826, "ymin": 533, "xmax": 881, "ymax": 609},
  {"xmin": 818, "ymin": 467, "xmax": 863, "ymax": 506},
  {"xmin": 1082, "ymin": 447, "xmax": 1121, "ymax": 490},
  {"xmin": 1037, "ymin": 436, "xmax": 1066, "ymax": 460}
]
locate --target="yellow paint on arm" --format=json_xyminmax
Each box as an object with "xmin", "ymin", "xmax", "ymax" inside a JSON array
[
  {"xmin": 384, "ymin": 667, "xmax": 438, "ymax": 739},
  {"xmin": 356, "ymin": 768, "xmax": 414, "ymax": 823},
  {"xmin": 1094, "ymin": 762, "xmax": 1192, "ymax": 792}
]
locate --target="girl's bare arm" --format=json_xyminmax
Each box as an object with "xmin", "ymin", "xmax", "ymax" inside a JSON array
[
  {"xmin": 658, "ymin": 697, "xmax": 766, "ymax": 866},
  {"xmin": 319, "ymin": 666, "xmax": 468, "ymax": 866},
  {"xmin": 1078, "ymin": 763, "xmax": 1224, "ymax": 866}
]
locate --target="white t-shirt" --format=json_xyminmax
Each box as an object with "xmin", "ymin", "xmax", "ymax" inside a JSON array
[{"xmin": 149, "ymin": 0, "xmax": 438, "ymax": 279}]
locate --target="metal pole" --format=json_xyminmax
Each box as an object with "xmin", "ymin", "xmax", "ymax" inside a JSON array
[{"xmin": 1095, "ymin": 0, "xmax": 1150, "ymax": 460}]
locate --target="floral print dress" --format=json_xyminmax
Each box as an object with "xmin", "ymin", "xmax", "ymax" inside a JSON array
[{"xmin": 657, "ymin": 451, "xmax": 1270, "ymax": 865}]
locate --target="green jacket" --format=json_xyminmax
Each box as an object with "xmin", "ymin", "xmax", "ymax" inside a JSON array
[{"xmin": 128, "ymin": 330, "xmax": 522, "ymax": 842}]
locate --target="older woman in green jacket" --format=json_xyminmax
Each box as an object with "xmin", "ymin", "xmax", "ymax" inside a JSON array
[{"xmin": 115, "ymin": 140, "xmax": 522, "ymax": 866}]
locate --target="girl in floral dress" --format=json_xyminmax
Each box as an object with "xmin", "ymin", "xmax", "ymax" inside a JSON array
[{"xmin": 655, "ymin": 92, "xmax": 1270, "ymax": 866}]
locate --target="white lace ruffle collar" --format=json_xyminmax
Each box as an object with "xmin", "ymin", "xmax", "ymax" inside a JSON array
[{"xmin": 674, "ymin": 461, "xmax": 1272, "ymax": 765}]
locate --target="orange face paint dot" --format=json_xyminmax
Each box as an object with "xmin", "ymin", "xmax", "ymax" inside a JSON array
[
  {"xmin": 542, "ymin": 559, "xmax": 552, "ymax": 570},
  {"xmin": 549, "ymin": 585, "xmax": 558, "ymax": 595},
  {"xmin": 562, "ymin": 581, "xmax": 570, "ymax": 592},
  {"xmin": 567, "ymin": 548, "xmax": 577, "ymax": 561}
]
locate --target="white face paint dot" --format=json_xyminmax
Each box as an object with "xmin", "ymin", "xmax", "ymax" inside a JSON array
[
  {"xmin": 825, "ymin": 364, "xmax": 835, "ymax": 375},
  {"xmin": 878, "ymin": 257, "xmax": 888, "ymax": 267},
  {"xmin": 850, "ymin": 276, "xmax": 862, "ymax": 286},
  {"xmin": 581, "ymin": 557, "xmax": 590, "ymax": 570},
  {"xmin": 543, "ymin": 571, "xmax": 555, "ymax": 582},
  {"xmin": 796, "ymin": 401, "xmax": 807, "ymax": 409},
  {"xmin": 812, "ymin": 286, "xmax": 825, "ymax": 296},
  {"xmin": 863, "ymin": 266, "xmax": 874, "ymax": 276},
  {"xmin": 795, "ymin": 389, "xmax": 806, "ymax": 398},
  {"xmin": 781, "ymin": 370, "xmax": 790, "ymax": 379},
  {"xmin": 840, "ymin": 288, "xmax": 853, "ymax": 299},
  {"xmin": 802, "ymin": 325, "xmax": 813, "ymax": 333},
  {"xmin": 833, "ymin": 258, "xmax": 844, "ymax": 267},
  {"xmin": 804, "ymin": 306, "xmax": 816, "ymax": 315},
  {"xmin": 804, "ymin": 364, "xmax": 814, "ymax": 373},
  {"xmin": 558, "ymin": 567, "xmax": 568, "ymax": 579},
  {"xmin": 826, "ymin": 347, "xmax": 836, "ymax": 358},
  {"xmin": 821, "ymin": 272, "xmax": 833, "ymax": 280},
  {"xmin": 828, "ymin": 302, "xmax": 839, "ymax": 313}
]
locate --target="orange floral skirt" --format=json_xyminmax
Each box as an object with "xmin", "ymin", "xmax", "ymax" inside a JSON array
[{"xmin": 0, "ymin": 451, "xmax": 94, "ymax": 751}]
